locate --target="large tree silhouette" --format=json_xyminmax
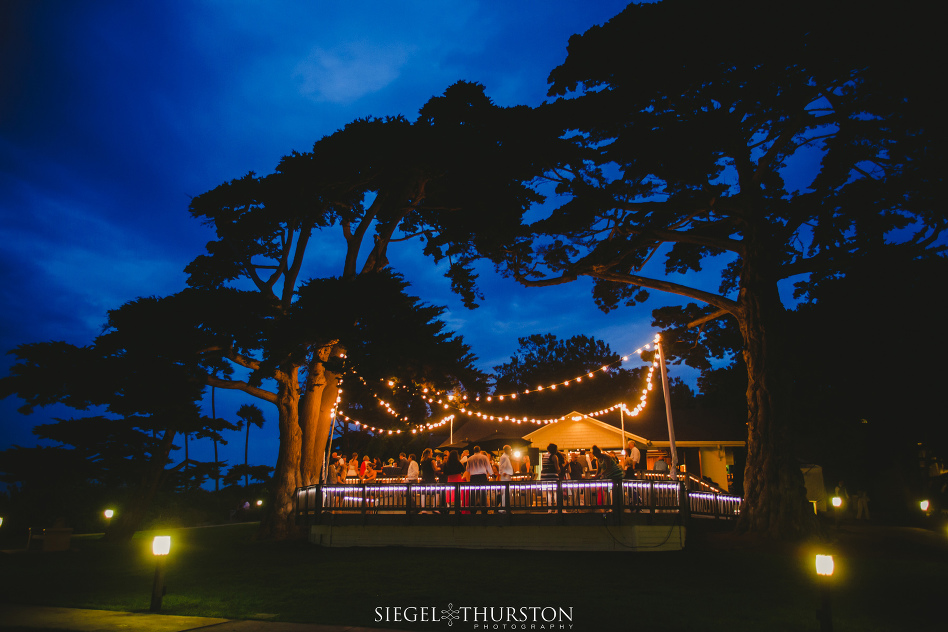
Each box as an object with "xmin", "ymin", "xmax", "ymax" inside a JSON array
[
  {"xmin": 482, "ymin": 1, "xmax": 942, "ymax": 537},
  {"xmin": 184, "ymin": 82, "xmax": 549, "ymax": 538},
  {"xmin": 0, "ymin": 295, "xmax": 218, "ymax": 540}
]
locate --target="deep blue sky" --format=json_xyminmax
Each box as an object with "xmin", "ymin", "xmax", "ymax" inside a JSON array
[{"xmin": 1, "ymin": 0, "xmax": 740, "ymax": 471}]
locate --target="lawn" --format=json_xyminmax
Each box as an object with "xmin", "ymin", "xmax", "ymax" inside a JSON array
[{"xmin": 0, "ymin": 520, "xmax": 944, "ymax": 631}]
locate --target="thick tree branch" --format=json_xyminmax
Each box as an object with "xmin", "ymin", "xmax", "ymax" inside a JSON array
[
  {"xmin": 263, "ymin": 227, "xmax": 293, "ymax": 290},
  {"xmin": 205, "ymin": 375, "xmax": 277, "ymax": 404},
  {"xmin": 514, "ymin": 271, "xmax": 579, "ymax": 287},
  {"xmin": 585, "ymin": 269, "xmax": 738, "ymax": 315},
  {"xmin": 282, "ymin": 222, "xmax": 314, "ymax": 307},
  {"xmin": 687, "ymin": 308, "xmax": 731, "ymax": 329},
  {"xmin": 343, "ymin": 206, "xmax": 379, "ymax": 279},
  {"xmin": 199, "ymin": 346, "xmax": 263, "ymax": 372}
]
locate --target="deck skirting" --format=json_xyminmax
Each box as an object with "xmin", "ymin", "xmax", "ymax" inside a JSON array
[{"xmin": 309, "ymin": 523, "xmax": 686, "ymax": 551}]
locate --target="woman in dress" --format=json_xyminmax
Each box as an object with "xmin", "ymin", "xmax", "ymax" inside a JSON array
[
  {"xmin": 443, "ymin": 449, "xmax": 466, "ymax": 510},
  {"xmin": 419, "ymin": 448, "xmax": 440, "ymax": 512}
]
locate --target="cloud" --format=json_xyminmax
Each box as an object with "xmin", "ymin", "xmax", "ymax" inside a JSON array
[{"xmin": 294, "ymin": 41, "xmax": 413, "ymax": 104}]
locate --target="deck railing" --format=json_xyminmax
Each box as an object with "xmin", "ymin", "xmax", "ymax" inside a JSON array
[{"xmin": 295, "ymin": 478, "xmax": 741, "ymax": 526}]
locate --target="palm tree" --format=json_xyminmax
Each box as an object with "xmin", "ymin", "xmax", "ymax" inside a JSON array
[{"xmin": 236, "ymin": 404, "xmax": 265, "ymax": 487}]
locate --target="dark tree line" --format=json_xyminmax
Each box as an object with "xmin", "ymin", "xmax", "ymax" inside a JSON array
[{"xmin": 3, "ymin": 1, "xmax": 942, "ymax": 542}]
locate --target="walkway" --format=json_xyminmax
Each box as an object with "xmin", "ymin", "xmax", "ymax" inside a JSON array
[{"xmin": 0, "ymin": 604, "xmax": 413, "ymax": 632}]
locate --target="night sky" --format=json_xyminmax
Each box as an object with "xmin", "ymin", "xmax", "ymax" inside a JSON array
[{"xmin": 1, "ymin": 1, "xmax": 741, "ymax": 471}]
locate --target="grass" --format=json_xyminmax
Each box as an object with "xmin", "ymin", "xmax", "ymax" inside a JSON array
[{"xmin": 1, "ymin": 520, "xmax": 945, "ymax": 631}]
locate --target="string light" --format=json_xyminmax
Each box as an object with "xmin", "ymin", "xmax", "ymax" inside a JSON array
[
  {"xmin": 335, "ymin": 333, "xmax": 665, "ymax": 437},
  {"xmin": 480, "ymin": 340, "xmax": 657, "ymax": 401}
]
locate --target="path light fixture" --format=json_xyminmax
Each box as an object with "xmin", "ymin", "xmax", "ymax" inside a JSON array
[
  {"xmin": 920, "ymin": 499, "xmax": 930, "ymax": 513},
  {"xmin": 149, "ymin": 536, "xmax": 171, "ymax": 612},
  {"xmin": 256, "ymin": 500, "xmax": 263, "ymax": 506},
  {"xmin": 815, "ymin": 554, "xmax": 835, "ymax": 632},
  {"xmin": 831, "ymin": 496, "xmax": 842, "ymax": 528}
]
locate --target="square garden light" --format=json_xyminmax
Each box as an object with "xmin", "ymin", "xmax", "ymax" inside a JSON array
[{"xmin": 152, "ymin": 536, "xmax": 171, "ymax": 556}]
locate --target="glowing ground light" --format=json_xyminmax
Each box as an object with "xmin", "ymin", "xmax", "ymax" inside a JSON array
[
  {"xmin": 152, "ymin": 536, "xmax": 171, "ymax": 556},
  {"xmin": 256, "ymin": 500, "xmax": 263, "ymax": 506},
  {"xmin": 831, "ymin": 496, "xmax": 842, "ymax": 508},
  {"xmin": 104, "ymin": 509, "xmax": 114, "ymax": 519},
  {"xmin": 815, "ymin": 555, "xmax": 834, "ymax": 576},
  {"xmin": 920, "ymin": 500, "xmax": 930, "ymax": 511}
]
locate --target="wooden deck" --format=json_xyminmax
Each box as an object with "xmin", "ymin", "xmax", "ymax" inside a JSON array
[{"xmin": 295, "ymin": 476, "xmax": 740, "ymax": 551}]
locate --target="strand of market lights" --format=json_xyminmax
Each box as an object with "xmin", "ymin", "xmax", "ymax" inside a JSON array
[
  {"xmin": 334, "ymin": 371, "xmax": 459, "ymax": 435},
  {"xmin": 415, "ymin": 336, "xmax": 660, "ymax": 432},
  {"xmin": 337, "ymin": 334, "xmax": 662, "ymax": 435}
]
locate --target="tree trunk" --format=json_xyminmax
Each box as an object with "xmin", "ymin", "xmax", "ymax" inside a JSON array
[
  {"xmin": 299, "ymin": 360, "xmax": 327, "ymax": 487},
  {"xmin": 735, "ymin": 226, "xmax": 815, "ymax": 538},
  {"xmin": 244, "ymin": 422, "xmax": 250, "ymax": 487},
  {"xmin": 257, "ymin": 367, "xmax": 303, "ymax": 540},
  {"xmin": 312, "ymin": 370, "xmax": 340, "ymax": 482},
  {"xmin": 300, "ymin": 343, "xmax": 340, "ymax": 486},
  {"xmin": 104, "ymin": 426, "xmax": 176, "ymax": 542},
  {"xmin": 212, "ymin": 385, "xmax": 219, "ymax": 491}
]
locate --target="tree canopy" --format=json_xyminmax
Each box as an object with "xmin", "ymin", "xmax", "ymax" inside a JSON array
[
  {"xmin": 0, "ymin": 296, "xmax": 215, "ymax": 540},
  {"xmin": 180, "ymin": 81, "xmax": 559, "ymax": 538},
  {"xmin": 466, "ymin": 1, "xmax": 944, "ymax": 537}
]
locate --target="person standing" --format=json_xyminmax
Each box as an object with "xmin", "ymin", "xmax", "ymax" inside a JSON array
[
  {"xmin": 540, "ymin": 443, "xmax": 565, "ymax": 511},
  {"xmin": 567, "ymin": 452, "xmax": 587, "ymax": 508},
  {"xmin": 540, "ymin": 444, "xmax": 563, "ymax": 481},
  {"xmin": 593, "ymin": 446, "xmax": 623, "ymax": 482},
  {"xmin": 405, "ymin": 454, "xmax": 419, "ymax": 482},
  {"xmin": 593, "ymin": 445, "xmax": 623, "ymax": 511},
  {"xmin": 653, "ymin": 453, "xmax": 669, "ymax": 473},
  {"xmin": 419, "ymin": 448, "xmax": 440, "ymax": 512},
  {"xmin": 442, "ymin": 449, "xmax": 465, "ymax": 510},
  {"xmin": 625, "ymin": 441, "xmax": 641, "ymax": 479},
  {"xmin": 465, "ymin": 446, "xmax": 493, "ymax": 514},
  {"xmin": 855, "ymin": 489, "xmax": 870, "ymax": 520},
  {"xmin": 497, "ymin": 445, "xmax": 515, "ymax": 511},
  {"xmin": 498, "ymin": 446, "xmax": 514, "ymax": 481},
  {"xmin": 335, "ymin": 456, "xmax": 347, "ymax": 484}
]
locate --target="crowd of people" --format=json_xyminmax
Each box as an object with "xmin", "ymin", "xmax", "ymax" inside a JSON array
[{"xmin": 324, "ymin": 440, "xmax": 668, "ymax": 485}]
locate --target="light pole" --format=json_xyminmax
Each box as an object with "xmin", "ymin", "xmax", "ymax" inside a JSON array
[
  {"xmin": 815, "ymin": 554, "xmax": 835, "ymax": 631},
  {"xmin": 150, "ymin": 536, "xmax": 171, "ymax": 612},
  {"xmin": 655, "ymin": 339, "xmax": 679, "ymax": 479}
]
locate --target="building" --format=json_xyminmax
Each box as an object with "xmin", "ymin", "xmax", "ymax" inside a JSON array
[{"xmin": 438, "ymin": 406, "xmax": 747, "ymax": 492}]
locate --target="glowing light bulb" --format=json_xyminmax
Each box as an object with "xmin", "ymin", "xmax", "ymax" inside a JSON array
[{"xmin": 815, "ymin": 555, "xmax": 834, "ymax": 576}]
